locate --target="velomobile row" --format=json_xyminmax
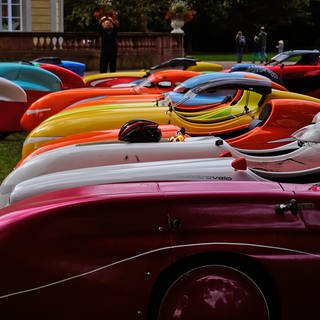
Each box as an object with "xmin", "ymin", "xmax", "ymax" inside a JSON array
[
  {"xmin": 0, "ymin": 57, "xmax": 320, "ymax": 320},
  {"xmin": 21, "ymin": 72, "xmax": 320, "ymax": 157},
  {"xmin": 20, "ymin": 69, "xmax": 201, "ymax": 132},
  {"xmin": 20, "ymin": 68, "xmax": 286, "ymax": 133},
  {"xmin": 0, "ymin": 57, "xmax": 221, "ymax": 136},
  {"xmin": 83, "ymin": 57, "xmax": 223, "ymax": 87},
  {"xmin": 2, "ymin": 111, "xmax": 320, "ymax": 207},
  {"xmin": 0, "ymin": 61, "xmax": 87, "ymax": 134}
]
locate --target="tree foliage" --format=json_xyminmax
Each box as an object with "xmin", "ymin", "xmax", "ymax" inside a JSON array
[{"xmin": 64, "ymin": 0, "xmax": 319, "ymax": 51}]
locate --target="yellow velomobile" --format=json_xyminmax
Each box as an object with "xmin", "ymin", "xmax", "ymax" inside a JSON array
[
  {"xmin": 84, "ymin": 57, "xmax": 223, "ymax": 87},
  {"xmin": 22, "ymin": 76, "xmax": 320, "ymax": 157}
]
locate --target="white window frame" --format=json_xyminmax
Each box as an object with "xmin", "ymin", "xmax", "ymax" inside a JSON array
[{"xmin": 0, "ymin": 0, "xmax": 23, "ymax": 31}]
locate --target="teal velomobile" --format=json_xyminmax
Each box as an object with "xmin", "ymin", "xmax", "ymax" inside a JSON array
[{"xmin": 0, "ymin": 62, "xmax": 62, "ymax": 134}]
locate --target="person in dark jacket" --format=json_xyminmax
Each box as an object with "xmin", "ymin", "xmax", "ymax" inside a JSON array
[
  {"xmin": 251, "ymin": 35, "xmax": 262, "ymax": 64},
  {"xmin": 235, "ymin": 30, "xmax": 246, "ymax": 63},
  {"xmin": 258, "ymin": 26, "xmax": 268, "ymax": 63},
  {"xmin": 98, "ymin": 16, "xmax": 118, "ymax": 73}
]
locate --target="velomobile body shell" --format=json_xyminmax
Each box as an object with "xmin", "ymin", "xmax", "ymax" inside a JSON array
[
  {"xmin": 0, "ymin": 77, "xmax": 28, "ymax": 133},
  {"xmin": 21, "ymin": 70, "xmax": 200, "ymax": 132},
  {"xmin": 33, "ymin": 56, "xmax": 86, "ymax": 76},
  {"xmin": 2, "ymin": 180, "xmax": 320, "ymax": 319},
  {"xmin": 0, "ymin": 62, "xmax": 62, "ymax": 132},
  {"xmin": 38, "ymin": 63, "xmax": 85, "ymax": 89},
  {"xmin": 5, "ymin": 157, "xmax": 267, "ymax": 206},
  {"xmin": 2, "ymin": 136, "xmax": 228, "ymax": 203},
  {"xmin": 7, "ymin": 118, "xmax": 320, "ymax": 206},
  {"xmin": 22, "ymin": 80, "xmax": 320, "ymax": 157},
  {"xmin": 84, "ymin": 71, "xmax": 148, "ymax": 87},
  {"xmin": 226, "ymin": 98, "xmax": 320, "ymax": 150},
  {"xmin": 21, "ymin": 71, "xmax": 282, "ymax": 133},
  {"xmin": 0, "ymin": 62, "xmax": 62, "ymax": 98},
  {"xmin": 83, "ymin": 59, "xmax": 223, "ymax": 87},
  {"xmin": 17, "ymin": 124, "xmax": 183, "ymax": 166}
]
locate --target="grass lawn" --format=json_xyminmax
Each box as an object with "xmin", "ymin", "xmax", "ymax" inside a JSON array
[
  {"xmin": 0, "ymin": 132, "xmax": 26, "ymax": 182},
  {"xmin": 190, "ymin": 52, "xmax": 277, "ymax": 62}
]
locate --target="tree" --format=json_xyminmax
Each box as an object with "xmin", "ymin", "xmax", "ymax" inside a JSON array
[
  {"xmin": 63, "ymin": 0, "xmax": 318, "ymax": 52},
  {"xmin": 64, "ymin": 0, "xmax": 173, "ymax": 32}
]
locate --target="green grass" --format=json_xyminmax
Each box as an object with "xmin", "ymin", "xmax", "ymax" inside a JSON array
[
  {"xmin": 0, "ymin": 132, "xmax": 27, "ymax": 182},
  {"xmin": 190, "ymin": 52, "xmax": 278, "ymax": 62}
]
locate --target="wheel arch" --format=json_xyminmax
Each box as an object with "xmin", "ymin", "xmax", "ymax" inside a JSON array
[{"xmin": 147, "ymin": 251, "xmax": 281, "ymax": 320}]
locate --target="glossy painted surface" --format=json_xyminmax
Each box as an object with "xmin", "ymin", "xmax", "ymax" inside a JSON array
[
  {"xmin": 2, "ymin": 137, "xmax": 236, "ymax": 204},
  {"xmin": 39, "ymin": 63, "xmax": 85, "ymax": 89},
  {"xmin": 226, "ymin": 99, "xmax": 320, "ymax": 150},
  {"xmin": 21, "ymin": 70, "xmax": 200, "ymax": 132},
  {"xmin": 157, "ymin": 265, "xmax": 269, "ymax": 320},
  {"xmin": 0, "ymin": 78, "xmax": 28, "ymax": 132},
  {"xmin": 83, "ymin": 60, "xmax": 223, "ymax": 88},
  {"xmin": 22, "ymin": 80, "xmax": 320, "ymax": 157},
  {"xmin": 84, "ymin": 71, "xmax": 148, "ymax": 87},
  {"xmin": 33, "ymin": 57, "xmax": 86, "ymax": 76},
  {"xmin": 9, "ymin": 116, "xmax": 320, "ymax": 206},
  {"xmin": 17, "ymin": 124, "xmax": 183, "ymax": 165},
  {"xmin": 0, "ymin": 180, "xmax": 319, "ymax": 319},
  {"xmin": 4, "ymin": 158, "xmax": 267, "ymax": 206},
  {"xmin": 186, "ymin": 61, "xmax": 223, "ymax": 72},
  {"xmin": 0, "ymin": 63, "xmax": 62, "ymax": 132},
  {"xmin": 264, "ymin": 50, "xmax": 320, "ymax": 98},
  {"xmin": 0, "ymin": 62, "xmax": 62, "ymax": 92}
]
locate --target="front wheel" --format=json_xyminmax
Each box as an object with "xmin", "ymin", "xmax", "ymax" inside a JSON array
[{"xmin": 151, "ymin": 264, "xmax": 271, "ymax": 320}]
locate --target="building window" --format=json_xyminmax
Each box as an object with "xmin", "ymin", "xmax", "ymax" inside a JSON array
[{"xmin": 0, "ymin": 0, "xmax": 22, "ymax": 31}]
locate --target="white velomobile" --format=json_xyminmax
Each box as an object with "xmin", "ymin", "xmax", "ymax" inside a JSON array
[
  {"xmin": 1, "ymin": 114, "xmax": 320, "ymax": 207},
  {"xmin": 4, "ymin": 157, "xmax": 267, "ymax": 207},
  {"xmin": 0, "ymin": 134, "xmax": 244, "ymax": 207}
]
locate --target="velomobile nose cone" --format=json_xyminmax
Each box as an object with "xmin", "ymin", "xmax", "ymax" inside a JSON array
[{"xmin": 292, "ymin": 122, "xmax": 320, "ymax": 143}]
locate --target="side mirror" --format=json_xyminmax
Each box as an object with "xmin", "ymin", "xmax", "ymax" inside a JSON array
[{"xmin": 280, "ymin": 63, "xmax": 285, "ymax": 69}]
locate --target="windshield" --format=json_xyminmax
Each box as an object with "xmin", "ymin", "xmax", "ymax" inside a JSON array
[
  {"xmin": 174, "ymin": 84, "xmax": 188, "ymax": 94},
  {"xmin": 267, "ymin": 52, "xmax": 291, "ymax": 65},
  {"xmin": 268, "ymin": 52, "xmax": 319, "ymax": 66},
  {"xmin": 138, "ymin": 79, "xmax": 155, "ymax": 88}
]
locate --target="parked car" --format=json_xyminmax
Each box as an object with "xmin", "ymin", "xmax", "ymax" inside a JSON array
[
  {"xmin": 231, "ymin": 50, "xmax": 320, "ymax": 98},
  {"xmin": 0, "ymin": 179, "xmax": 319, "ymax": 319}
]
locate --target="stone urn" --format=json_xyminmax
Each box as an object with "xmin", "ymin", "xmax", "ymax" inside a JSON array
[{"xmin": 170, "ymin": 18, "xmax": 185, "ymax": 33}]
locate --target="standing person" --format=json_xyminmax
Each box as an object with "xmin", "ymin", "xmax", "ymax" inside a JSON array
[
  {"xmin": 258, "ymin": 26, "xmax": 268, "ymax": 63},
  {"xmin": 251, "ymin": 36, "xmax": 262, "ymax": 64},
  {"xmin": 235, "ymin": 30, "xmax": 246, "ymax": 63},
  {"xmin": 98, "ymin": 15, "xmax": 119, "ymax": 73},
  {"xmin": 276, "ymin": 40, "xmax": 284, "ymax": 53}
]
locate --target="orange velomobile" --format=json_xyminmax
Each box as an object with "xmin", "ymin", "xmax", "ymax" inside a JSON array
[{"xmin": 20, "ymin": 70, "xmax": 200, "ymax": 132}]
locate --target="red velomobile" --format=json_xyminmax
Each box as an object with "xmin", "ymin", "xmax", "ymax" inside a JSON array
[
  {"xmin": 0, "ymin": 77, "xmax": 28, "ymax": 136},
  {"xmin": 38, "ymin": 62, "xmax": 85, "ymax": 89},
  {"xmin": 0, "ymin": 180, "xmax": 319, "ymax": 319},
  {"xmin": 231, "ymin": 50, "xmax": 320, "ymax": 98}
]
